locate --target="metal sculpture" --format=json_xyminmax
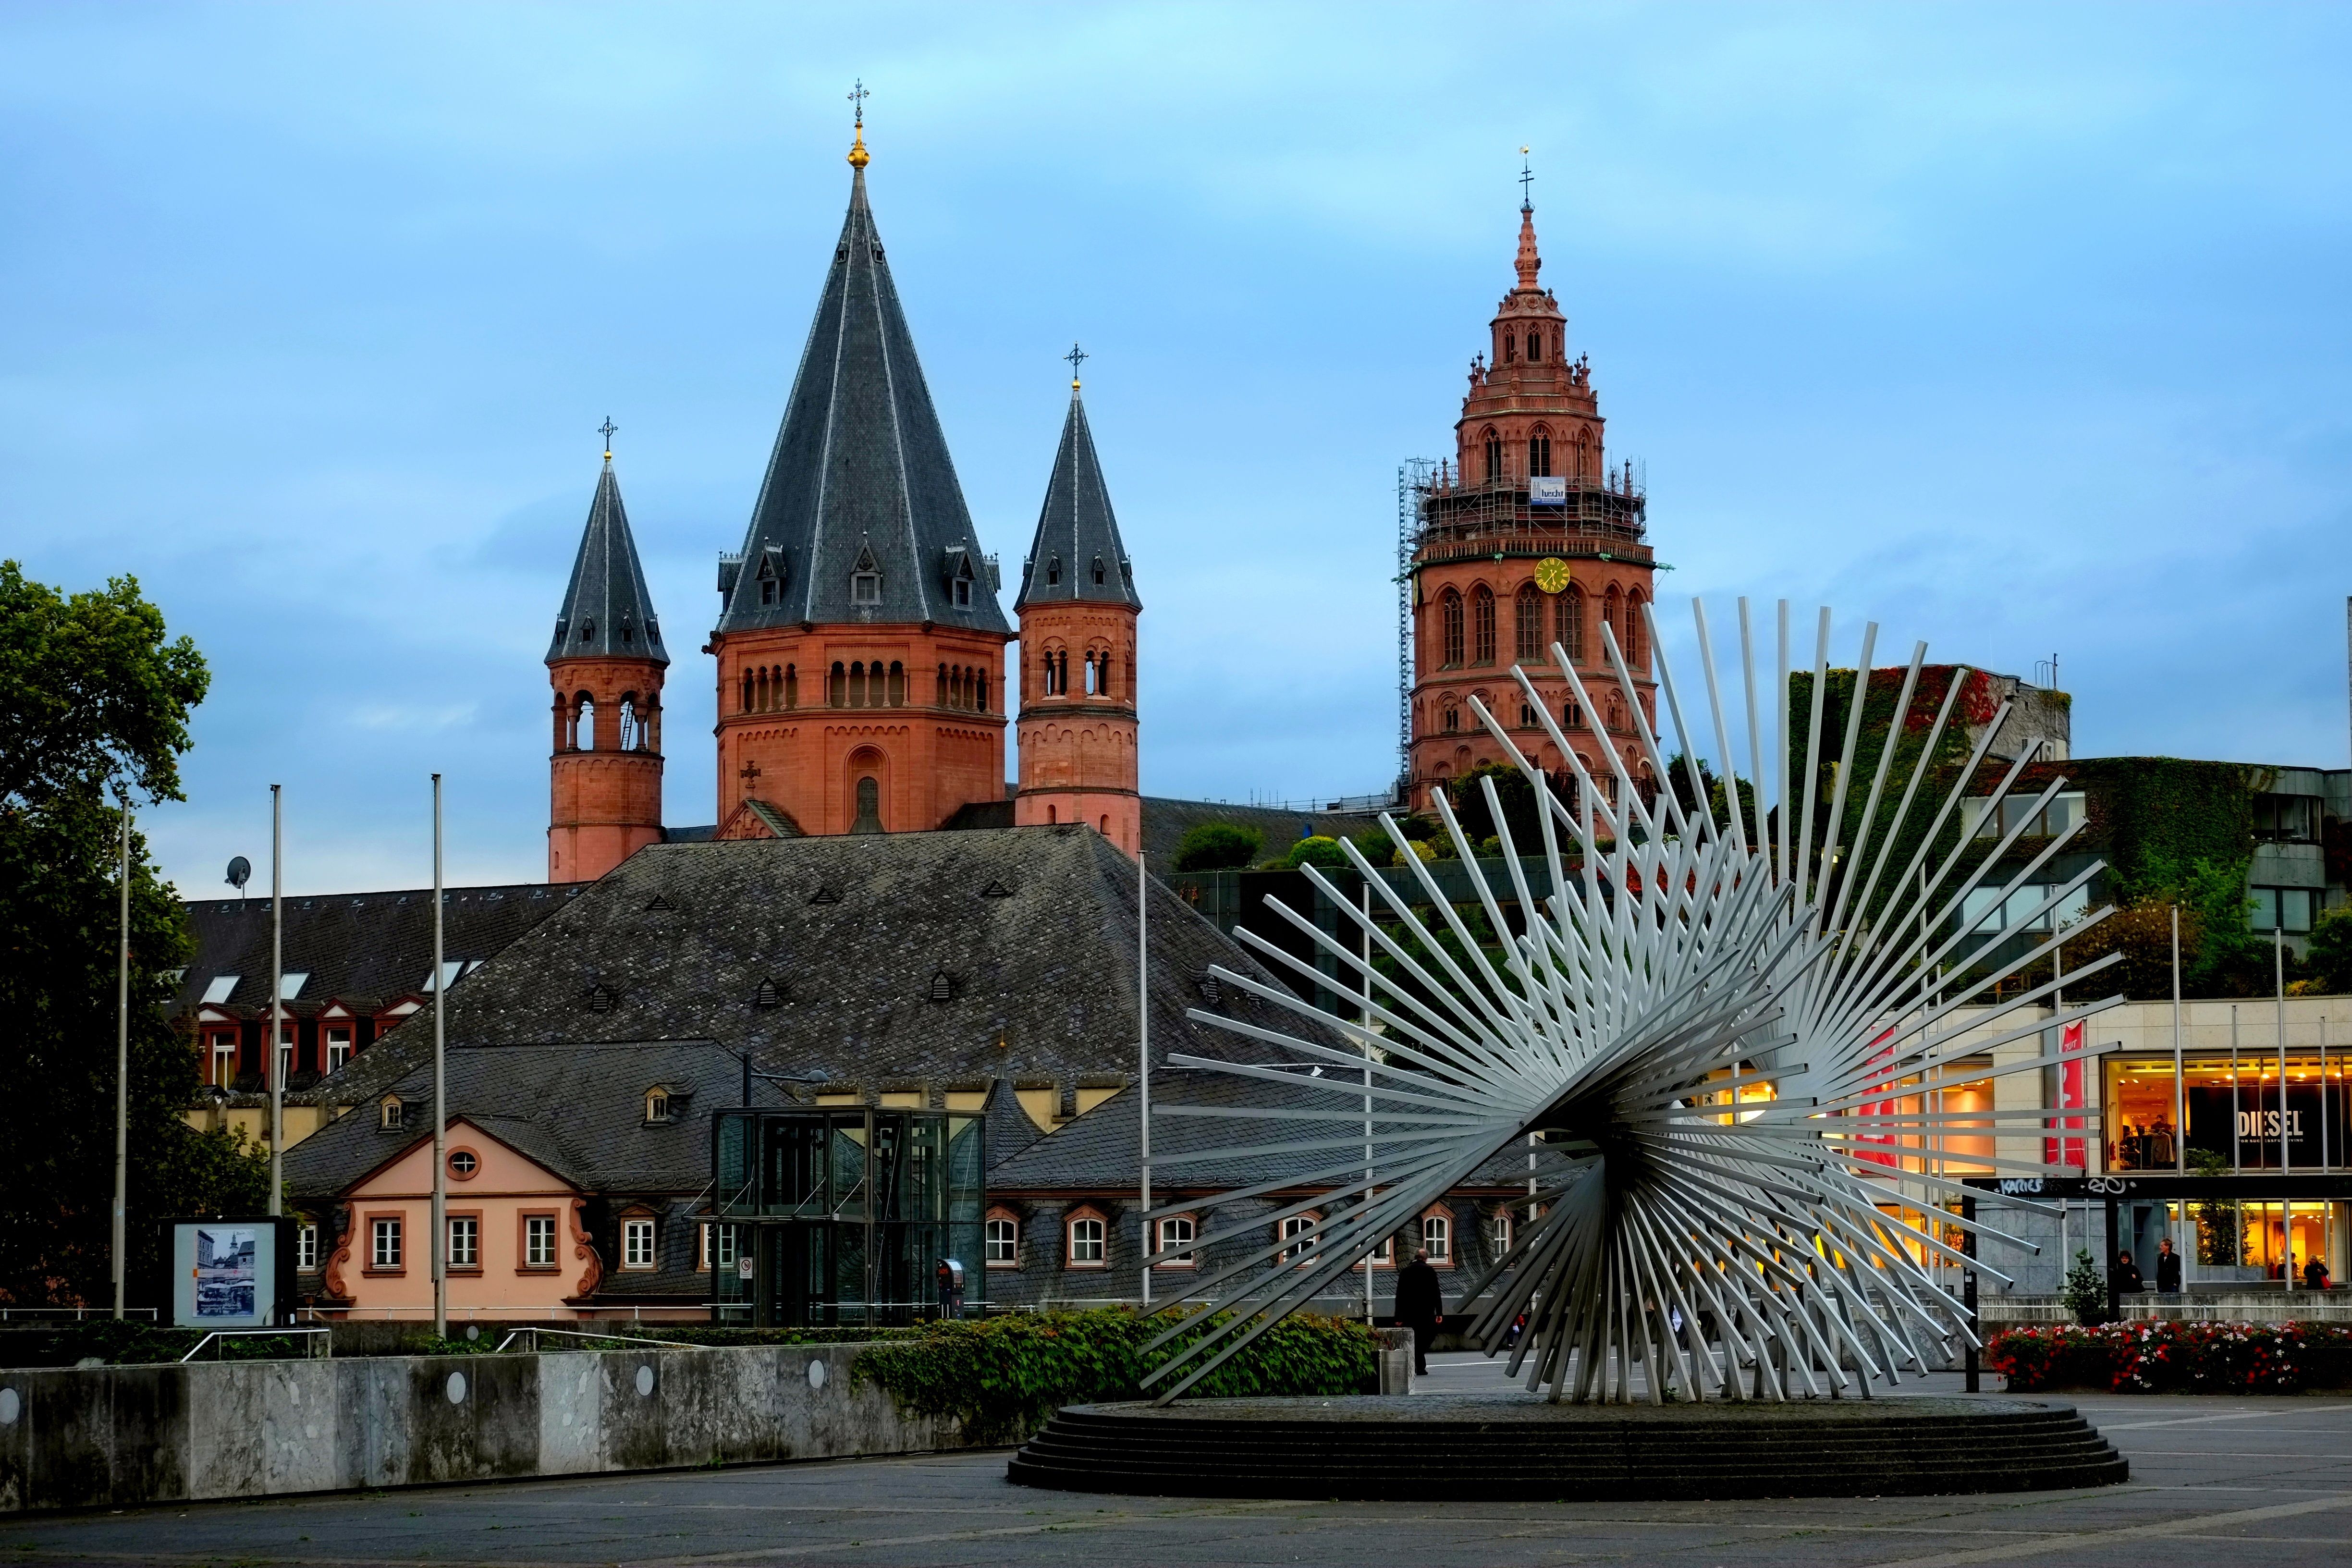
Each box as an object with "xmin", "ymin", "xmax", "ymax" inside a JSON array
[{"xmin": 1142, "ymin": 600, "xmax": 2118, "ymax": 1404}]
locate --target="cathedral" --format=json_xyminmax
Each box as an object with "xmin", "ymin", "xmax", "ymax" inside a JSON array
[{"xmin": 539, "ymin": 113, "xmax": 1652, "ymax": 881}]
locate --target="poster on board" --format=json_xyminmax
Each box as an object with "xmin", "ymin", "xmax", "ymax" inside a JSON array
[{"xmin": 166, "ymin": 1217, "xmax": 294, "ymax": 1329}]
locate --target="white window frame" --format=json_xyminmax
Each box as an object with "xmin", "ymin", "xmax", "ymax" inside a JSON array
[
  {"xmin": 623, "ymin": 1217, "xmax": 657, "ymax": 1270},
  {"xmin": 1279, "ymin": 1213, "xmax": 1320, "ymax": 1266},
  {"xmin": 1155, "ymin": 1214, "xmax": 1197, "ymax": 1267},
  {"xmin": 1487, "ymin": 1210, "xmax": 1513, "ymax": 1257},
  {"xmin": 208, "ymin": 1032, "xmax": 237, "ymax": 1087},
  {"xmin": 371, "ymin": 1217, "xmax": 402, "ymax": 1270},
  {"xmin": 701, "ymin": 1221, "xmax": 739, "ymax": 1272},
  {"xmin": 325, "ymin": 1026, "xmax": 353, "ymax": 1073},
  {"xmin": 447, "ymin": 1215, "xmax": 478, "ymax": 1269},
  {"xmin": 296, "ymin": 1223, "xmax": 319, "ymax": 1271},
  {"xmin": 1422, "ymin": 1211, "xmax": 1452, "ymax": 1263},
  {"xmin": 525, "ymin": 1215, "xmax": 557, "ymax": 1268},
  {"xmin": 1066, "ymin": 1214, "xmax": 1106, "ymax": 1268},
  {"xmin": 985, "ymin": 1215, "xmax": 1019, "ymax": 1267}
]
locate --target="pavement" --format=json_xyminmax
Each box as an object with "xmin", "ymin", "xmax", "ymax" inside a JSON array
[{"xmin": 7, "ymin": 1352, "xmax": 2352, "ymax": 1566}]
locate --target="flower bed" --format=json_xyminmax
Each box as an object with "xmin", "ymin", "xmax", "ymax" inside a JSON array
[{"xmin": 1989, "ymin": 1321, "xmax": 2352, "ymax": 1393}]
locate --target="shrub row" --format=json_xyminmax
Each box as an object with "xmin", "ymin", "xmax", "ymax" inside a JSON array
[
  {"xmin": 1990, "ymin": 1321, "xmax": 2352, "ymax": 1394},
  {"xmin": 852, "ymin": 1307, "xmax": 1378, "ymax": 1443}
]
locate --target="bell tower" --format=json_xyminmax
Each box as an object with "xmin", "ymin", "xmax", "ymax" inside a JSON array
[
  {"xmin": 1014, "ymin": 356, "xmax": 1141, "ymax": 855},
  {"xmin": 547, "ymin": 436, "xmax": 669, "ymax": 882}
]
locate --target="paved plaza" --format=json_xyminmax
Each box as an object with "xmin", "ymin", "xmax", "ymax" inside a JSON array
[{"xmin": 7, "ymin": 1355, "xmax": 2352, "ymax": 1566}]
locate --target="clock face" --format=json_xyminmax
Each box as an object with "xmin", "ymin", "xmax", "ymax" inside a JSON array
[{"xmin": 1534, "ymin": 557, "xmax": 1571, "ymax": 595}]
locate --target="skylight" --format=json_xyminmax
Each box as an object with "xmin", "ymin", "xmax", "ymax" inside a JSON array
[
  {"xmin": 277, "ymin": 972, "xmax": 308, "ymax": 999},
  {"xmin": 200, "ymin": 975, "xmax": 239, "ymax": 1005},
  {"xmin": 418, "ymin": 960, "xmax": 465, "ymax": 992}
]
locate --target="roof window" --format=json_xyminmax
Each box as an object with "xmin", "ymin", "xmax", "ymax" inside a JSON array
[
  {"xmin": 579, "ymin": 618, "xmax": 595, "ymax": 642},
  {"xmin": 276, "ymin": 971, "xmax": 308, "ymax": 1000},
  {"xmin": 645, "ymin": 1088, "xmax": 672, "ymax": 1124},
  {"xmin": 419, "ymin": 960, "xmax": 465, "ymax": 992},
  {"xmin": 646, "ymin": 894, "xmax": 676, "ymax": 912},
  {"xmin": 851, "ymin": 543, "xmax": 882, "ymax": 606},
  {"xmin": 587, "ymin": 983, "xmax": 617, "ymax": 1013},
  {"xmin": 929, "ymin": 970, "xmax": 956, "ymax": 1003},
  {"xmin": 200, "ymin": 975, "xmax": 239, "ymax": 1005},
  {"xmin": 754, "ymin": 978, "xmax": 787, "ymax": 1008},
  {"xmin": 980, "ymin": 880, "xmax": 1015, "ymax": 898},
  {"xmin": 1199, "ymin": 969, "xmax": 1224, "ymax": 1005},
  {"xmin": 1046, "ymin": 556, "xmax": 1062, "ymax": 586},
  {"xmin": 380, "ymin": 1097, "xmax": 403, "ymax": 1130},
  {"xmin": 809, "ymin": 886, "xmax": 842, "ymax": 906},
  {"xmin": 1091, "ymin": 556, "xmax": 1106, "ymax": 585}
]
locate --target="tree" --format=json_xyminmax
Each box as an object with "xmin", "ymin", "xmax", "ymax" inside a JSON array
[
  {"xmin": 1170, "ymin": 821, "xmax": 1262, "ymax": 872},
  {"xmin": 1281, "ymin": 835, "xmax": 1348, "ymax": 870},
  {"xmin": 0, "ymin": 561, "xmax": 260, "ymax": 1309},
  {"xmin": 2305, "ymin": 904, "xmax": 2352, "ymax": 996},
  {"xmin": 2054, "ymin": 901, "xmax": 2201, "ymax": 1002},
  {"xmin": 2060, "ymin": 1248, "xmax": 2107, "ymax": 1327},
  {"xmin": 1445, "ymin": 762, "xmax": 1541, "ymax": 852}
]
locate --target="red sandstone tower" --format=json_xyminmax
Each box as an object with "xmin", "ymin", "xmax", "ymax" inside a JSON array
[
  {"xmin": 547, "ymin": 449, "xmax": 669, "ymax": 882},
  {"xmin": 1405, "ymin": 189, "xmax": 1657, "ymax": 813},
  {"xmin": 709, "ymin": 114, "xmax": 1012, "ymax": 839},
  {"xmin": 1014, "ymin": 370, "xmax": 1141, "ymax": 854}
]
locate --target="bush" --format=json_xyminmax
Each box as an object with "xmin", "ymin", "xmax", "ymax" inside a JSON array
[
  {"xmin": 1171, "ymin": 822, "xmax": 1262, "ymax": 872},
  {"xmin": 2309, "ymin": 905, "xmax": 2352, "ymax": 995},
  {"xmin": 1347, "ymin": 825, "xmax": 1394, "ymax": 865},
  {"xmin": 853, "ymin": 1307, "xmax": 1377, "ymax": 1443},
  {"xmin": 1990, "ymin": 1321, "xmax": 2352, "ymax": 1394},
  {"xmin": 1282, "ymin": 835, "xmax": 1349, "ymax": 870},
  {"xmin": 1394, "ymin": 838, "xmax": 1437, "ymax": 867},
  {"xmin": 2061, "ymin": 1248, "xmax": 2107, "ymax": 1326}
]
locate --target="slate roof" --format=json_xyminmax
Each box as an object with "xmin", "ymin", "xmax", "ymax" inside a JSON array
[
  {"xmin": 310, "ymin": 826, "xmax": 1319, "ymax": 1107},
  {"xmin": 282, "ymin": 1039, "xmax": 747, "ymax": 1199},
  {"xmin": 715, "ymin": 163, "xmax": 1008, "ymax": 637},
  {"xmin": 174, "ymin": 882, "xmax": 581, "ymax": 1019},
  {"xmin": 548, "ymin": 460, "xmax": 668, "ymax": 667},
  {"xmin": 1013, "ymin": 388, "xmax": 1138, "ymax": 613},
  {"xmin": 1139, "ymin": 797, "xmax": 1388, "ymax": 872}
]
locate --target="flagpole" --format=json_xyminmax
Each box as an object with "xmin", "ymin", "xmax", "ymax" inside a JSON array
[
  {"xmin": 112, "ymin": 793, "xmax": 131, "ymax": 1320},
  {"xmin": 1139, "ymin": 843, "xmax": 1151, "ymax": 1312},
  {"xmin": 268, "ymin": 784, "xmax": 284, "ymax": 1220},
  {"xmin": 431, "ymin": 774, "xmax": 447, "ymax": 1340}
]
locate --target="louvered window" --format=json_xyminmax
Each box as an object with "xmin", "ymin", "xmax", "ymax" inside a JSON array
[
  {"xmin": 928, "ymin": 971, "xmax": 954, "ymax": 1003},
  {"xmin": 587, "ymin": 984, "xmax": 617, "ymax": 1013}
]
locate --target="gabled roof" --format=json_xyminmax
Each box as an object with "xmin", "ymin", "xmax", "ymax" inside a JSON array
[
  {"xmin": 314, "ymin": 827, "xmax": 1314, "ymax": 1106},
  {"xmin": 549, "ymin": 460, "xmax": 668, "ymax": 667},
  {"xmin": 1014, "ymin": 388, "xmax": 1138, "ymax": 612},
  {"xmin": 715, "ymin": 163, "xmax": 1008, "ymax": 637},
  {"xmin": 283, "ymin": 1039, "xmax": 745, "ymax": 1199}
]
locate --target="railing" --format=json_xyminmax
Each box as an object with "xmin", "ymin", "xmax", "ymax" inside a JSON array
[
  {"xmin": 0, "ymin": 1307, "xmax": 159, "ymax": 1322},
  {"xmin": 177, "ymin": 1326, "xmax": 334, "ymax": 1363},
  {"xmin": 1419, "ymin": 465, "xmax": 1646, "ymax": 503},
  {"xmin": 493, "ymin": 1326, "xmax": 716, "ymax": 1354}
]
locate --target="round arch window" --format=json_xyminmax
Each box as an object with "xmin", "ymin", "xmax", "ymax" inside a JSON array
[{"xmin": 448, "ymin": 1149, "xmax": 479, "ymax": 1180}]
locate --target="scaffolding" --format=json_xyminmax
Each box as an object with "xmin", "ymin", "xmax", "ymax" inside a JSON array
[{"xmin": 1396, "ymin": 459, "xmax": 1433, "ymax": 796}]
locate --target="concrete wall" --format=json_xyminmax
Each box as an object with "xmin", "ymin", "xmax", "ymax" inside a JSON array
[{"xmin": 0, "ymin": 1342, "xmax": 970, "ymax": 1515}]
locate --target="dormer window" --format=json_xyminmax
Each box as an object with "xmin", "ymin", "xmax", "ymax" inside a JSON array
[
  {"xmin": 952, "ymin": 577, "xmax": 970, "ymax": 607},
  {"xmin": 1046, "ymin": 556, "xmax": 1061, "ymax": 586},
  {"xmin": 756, "ymin": 550, "xmax": 783, "ymax": 607},
  {"xmin": 645, "ymin": 1088, "xmax": 671, "ymax": 1124},
  {"xmin": 578, "ymin": 618, "xmax": 595, "ymax": 642},
  {"xmin": 380, "ymin": 1096, "xmax": 403, "ymax": 1130},
  {"xmin": 619, "ymin": 613, "xmax": 635, "ymax": 645},
  {"xmin": 850, "ymin": 543, "xmax": 882, "ymax": 606},
  {"xmin": 1091, "ymin": 556, "xmax": 1105, "ymax": 586}
]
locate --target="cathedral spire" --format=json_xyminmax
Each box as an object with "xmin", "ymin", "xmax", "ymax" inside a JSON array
[
  {"xmin": 1015, "ymin": 364, "xmax": 1138, "ymax": 613},
  {"xmin": 549, "ymin": 452, "xmax": 666, "ymax": 668}
]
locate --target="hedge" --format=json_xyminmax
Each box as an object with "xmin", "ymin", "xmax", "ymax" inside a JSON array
[
  {"xmin": 852, "ymin": 1307, "xmax": 1378, "ymax": 1443},
  {"xmin": 1989, "ymin": 1321, "xmax": 2352, "ymax": 1394}
]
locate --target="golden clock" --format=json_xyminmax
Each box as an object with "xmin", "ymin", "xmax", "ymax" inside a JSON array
[{"xmin": 1534, "ymin": 557, "xmax": 1571, "ymax": 595}]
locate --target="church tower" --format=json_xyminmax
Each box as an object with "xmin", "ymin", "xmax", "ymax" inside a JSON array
[
  {"xmin": 547, "ymin": 443, "xmax": 669, "ymax": 882},
  {"xmin": 709, "ymin": 110, "xmax": 1013, "ymax": 839},
  {"xmin": 1406, "ymin": 182, "xmax": 1657, "ymax": 813},
  {"xmin": 1014, "ymin": 364, "xmax": 1140, "ymax": 854}
]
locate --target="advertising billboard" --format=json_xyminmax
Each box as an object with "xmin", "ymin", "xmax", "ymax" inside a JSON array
[{"xmin": 166, "ymin": 1217, "xmax": 295, "ymax": 1329}]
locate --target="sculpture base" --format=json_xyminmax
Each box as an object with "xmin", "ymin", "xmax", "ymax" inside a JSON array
[{"xmin": 1006, "ymin": 1391, "xmax": 2126, "ymax": 1500}]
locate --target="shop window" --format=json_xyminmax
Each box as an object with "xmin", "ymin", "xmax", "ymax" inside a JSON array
[{"xmin": 623, "ymin": 1217, "xmax": 657, "ymax": 1269}]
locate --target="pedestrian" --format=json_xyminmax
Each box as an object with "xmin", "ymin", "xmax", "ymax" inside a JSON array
[
  {"xmin": 2115, "ymin": 1249, "xmax": 2144, "ymax": 1293},
  {"xmin": 2306, "ymin": 1256, "xmax": 2331, "ymax": 1291},
  {"xmin": 2155, "ymin": 1236, "xmax": 2182, "ymax": 1295},
  {"xmin": 1395, "ymin": 1246, "xmax": 1444, "ymax": 1378}
]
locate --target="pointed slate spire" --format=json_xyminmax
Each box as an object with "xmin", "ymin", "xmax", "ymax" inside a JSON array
[
  {"xmin": 548, "ymin": 458, "xmax": 668, "ymax": 667},
  {"xmin": 717, "ymin": 157, "xmax": 1007, "ymax": 635},
  {"xmin": 1014, "ymin": 382, "xmax": 1139, "ymax": 612}
]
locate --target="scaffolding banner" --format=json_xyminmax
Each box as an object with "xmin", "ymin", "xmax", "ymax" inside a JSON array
[{"xmin": 1527, "ymin": 476, "xmax": 1567, "ymax": 506}]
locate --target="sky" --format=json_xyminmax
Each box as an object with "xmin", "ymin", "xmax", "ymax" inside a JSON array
[{"xmin": 6, "ymin": 3, "xmax": 2350, "ymax": 896}]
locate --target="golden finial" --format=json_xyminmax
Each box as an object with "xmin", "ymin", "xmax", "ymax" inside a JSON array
[{"xmin": 847, "ymin": 78, "xmax": 870, "ymax": 168}]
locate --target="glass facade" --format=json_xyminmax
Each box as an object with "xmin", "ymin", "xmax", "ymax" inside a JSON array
[
  {"xmin": 2104, "ymin": 1055, "xmax": 2351, "ymax": 1172},
  {"xmin": 711, "ymin": 1108, "xmax": 984, "ymax": 1326}
]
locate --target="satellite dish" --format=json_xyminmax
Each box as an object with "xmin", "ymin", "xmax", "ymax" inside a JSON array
[{"xmin": 225, "ymin": 857, "xmax": 251, "ymax": 892}]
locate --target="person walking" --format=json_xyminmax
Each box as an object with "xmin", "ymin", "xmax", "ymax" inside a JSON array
[
  {"xmin": 1395, "ymin": 1247, "xmax": 1444, "ymax": 1378},
  {"xmin": 2115, "ymin": 1249, "xmax": 2144, "ymax": 1293},
  {"xmin": 2155, "ymin": 1236, "xmax": 2182, "ymax": 1295}
]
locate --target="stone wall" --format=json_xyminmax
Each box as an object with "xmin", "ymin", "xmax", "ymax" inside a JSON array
[{"xmin": 0, "ymin": 1342, "xmax": 971, "ymax": 1515}]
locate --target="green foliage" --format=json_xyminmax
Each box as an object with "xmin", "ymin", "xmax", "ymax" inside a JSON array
[
  {"xmin": 0, "ymin": 563, "xmax": 222, "ymax": 1309},
  {"xmin": 1170, "ymin": 821, "xmax": 1262, "ymax": 872},
  {"xmin": 1281, "ymin": 834, "xmax": 1349, "ymax": 870},
  {"xmin": 852, "ymin": 1307, "xmax": 1377, "ymax": 1444},
  {"xmin": 1, "ymin": 1320, "xmax": 310, "ymax": 1367},
  {"xmin": 2305, "ymin": 905, "xmax": 2352, "ymax": 996},
  {"xmin": 2056, "ymin": 901, "xmax": 2197, "ymax": 1002},
  {"xmin": 1990, "ymin": 1321, "xmax": 2352, "ymax": 1394},
  {"xmin": 1445, "ymin": 762, "xmax": 1541, "ymax": 853},
  {"xmin": 1346, "ymin": 826, "xmax": 1395, "ymax": 866},
  {"xmin": 2185, "ymin": 1149, "xmax": 2245, "ymax": 1265},
  {"xmin": 2060, "ymin": 1248, "xmax": 2107, "ymax": 1326}
]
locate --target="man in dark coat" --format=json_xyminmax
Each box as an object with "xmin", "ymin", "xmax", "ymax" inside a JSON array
[
  {"xmin": 2155, "ymin": 1236, "xmax": 2183, "ymax": 1294},
  {"xmin": 1395, "ymin": 1247, "xmax": 1444, "ymax": 1377}
]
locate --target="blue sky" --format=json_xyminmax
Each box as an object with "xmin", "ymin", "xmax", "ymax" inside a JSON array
[{"xmin": 7, "ymin": 4, "xmax": 2349, "ymax": 894}]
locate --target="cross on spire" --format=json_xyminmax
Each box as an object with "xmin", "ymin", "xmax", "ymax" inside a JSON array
[
  {"xmin": 1519, "ymin": 146, "xmax": 1533, "ymax": 212},
  {"xmin": 598, "ymin": 416, "xmax": 618, "ymax": 459},
  {"xmin": 848, "ymin": 78, "xmax": 869, "ymax": 129},
  {"xmin": 1064, "ymin": 342, "xmax": 1088, "ymax": 388}
]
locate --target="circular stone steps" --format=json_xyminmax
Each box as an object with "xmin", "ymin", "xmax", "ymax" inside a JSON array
[{"xmin": 1006, "ymin": 1393, "xmax": 2128, "ymax": 1500}]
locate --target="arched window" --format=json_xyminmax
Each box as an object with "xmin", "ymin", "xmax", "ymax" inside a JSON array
[
  {"xmin": 1091, "ymin": 556, "xmax": 1106, "ymax": 586},
  {"xmin": 1041, "ymin": 649, "xmax": 1056, "ymax": 696},
  {"xmin": 1066, "ymin": 1209, "xmax": 1107, "ymax": 1267},
  {"xmin": 1471, "ymin": 585, "xmax": 1496, "ymax": 665},
  {"xmin": 1046, "ymin": 555, "xmax": 1062, "ymax": 587},
  {"xmin": 784, "ymin": 665, "xmax": 797, "ymax": 709},
  {"xmin": 1048, "ymin": 804, "xmax": 1056, "ymax": 823},
  {"xmin": 1558, "ymin": 586, "xmax": 1584, "ymax": 662},
  {"xmin": 1278, "ymin": 1212, "xmax": 1321, "ymax": 1266},
  {"xmin": 1422, "ymin": 1207, "xmax": 1453, "ymax": 1263},
  {"xmin": 574, "ymin": 694, "xmax": 596, "ymax": 751},
  {"xmin": 1057, "ymin": 649, "xmax": 1069, "ymax": 696},
  {"xmin": 1575, "ymin": 429, "xmax": 1592, "ymax": 478},
  {"xmin": 936, "ymin": 663, "xmax": 949, "ymax": 705},
  {"xmin": 1623, "ymin": 593, "xmax": 1645, "ymax": 665},
  {"xmin": 742, "ymin": 670, "xmax": 756, "ymax": 714},
  {"xmin": 977, "ymin": 672, "xmax": 989, "ymax": 711},
  {"xmin": 984, "ymin": 1208, "xmax": 1020, "ymax": 1268},
  {"xmin": 1563, "ymin": 697, "xmax": 1583, "ymax": 730},
  {"xmin": 1481, "ymin": 428, "xmax": 1501, "ymax": 481},
  {"xmin": 1440, "ymin": 589, "xmax": 1464, "ymax": 667},
  {"xmin": 1501, "ymin": 331, "xmax": 1517, "ymax": 363},
  {"xmin": 853, "ymin": 774, "xmax": 882, "ymax": 833},
  {"xmin": 829, "ymin": 662, "xmax": 847, "ymax": 706},
  {"xmin": 1519, "ymin": 700, "xmax": 1536, "ymax": 729},
  {"xmin": 1514, "ymin": 584, "xmax": 1542, "ymax": 661},
  {"xmin": 888, "ymin": 661, "xmax": 905, "ymax": 707},
  {"xmin": 1529, "ymin": 431, "xmax": 1552, "ymax": 478},
  {"xmin": 1083, "ymin": 653, "xmax": 1098, "ymax": 696},
  {"xmin": 1526, "ymin": 331, "xmax": 1541, "ymax": 363},
  {"xmin": 1606, "ymin": 694, "xmax": 1624, "ymax": 733},
  {"xmin": 618, "ymin": 695, "xmax": 641, "ymax": 751},
  {"xmin": 1603, "ymin": 586, "xmax": 1621, "ymax": 654},
  {"xmin": 1443, "ymin": 705, "xmax": 1459, "ymax": 733}
]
